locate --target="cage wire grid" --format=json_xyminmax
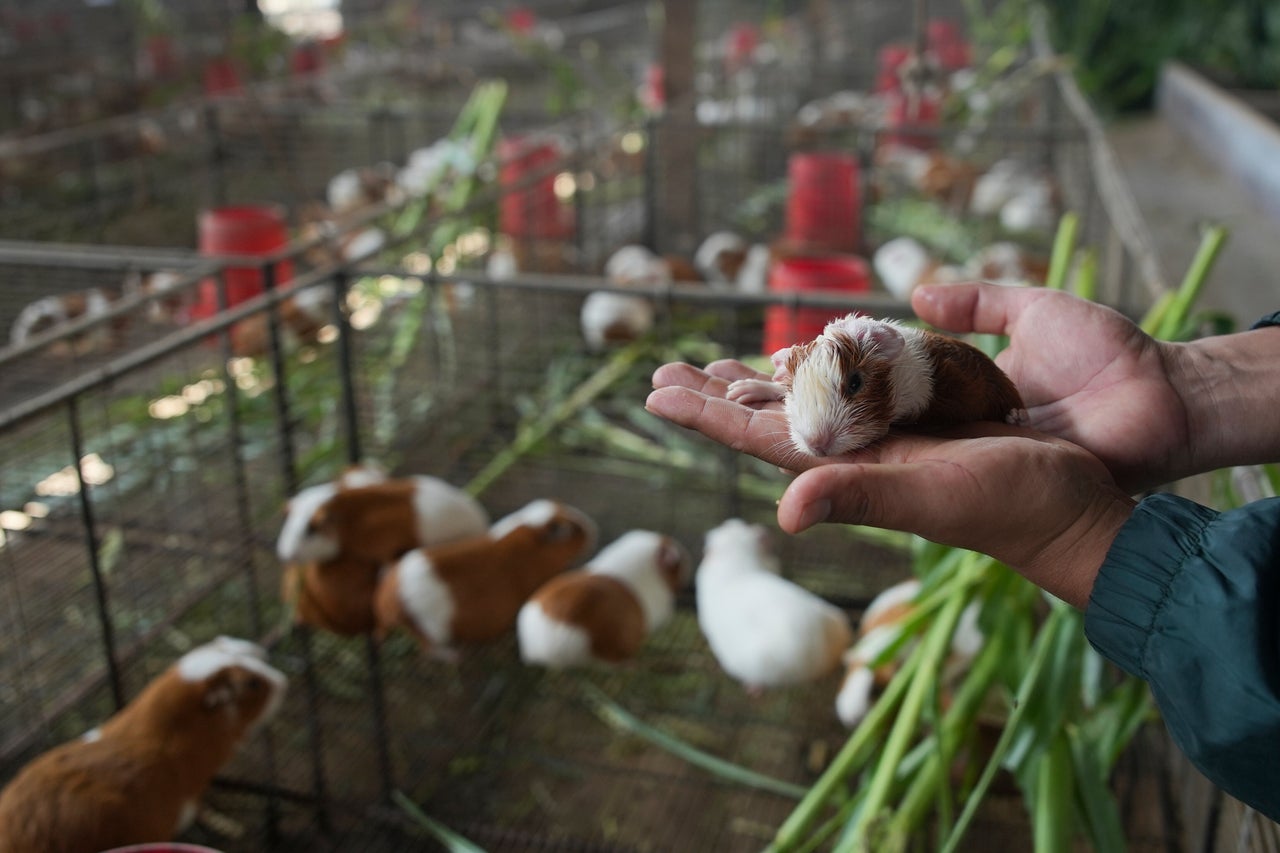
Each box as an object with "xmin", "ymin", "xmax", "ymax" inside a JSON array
[{"xmin": 0, "ymin": 13, "xmax": 1192, "ymax": 851}]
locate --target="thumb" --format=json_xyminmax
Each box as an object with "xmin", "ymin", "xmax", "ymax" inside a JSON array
[
  {"xmin": 778, "ymin": 462, "xmax": 969, "ymax": 540},
  {"xmin": 912, "ymin": 282, "xmax": 1048, "ymax": 337}
]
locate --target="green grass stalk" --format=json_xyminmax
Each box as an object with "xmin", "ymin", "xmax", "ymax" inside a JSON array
[
  {"xmin": 580, "ymin": 683, "xmax": 808, "ymax": 800},
  {"xmin": 1072, "ymin": 248, "xmax": 1098, "ymax": 302},
  {"xmin": 883, "ymin": 617, "xmax": 1013, "ymax": 845},
  {"xmin": 1032, "ymin": 733, "xmax": 1075, "ymax": 853},
  {"xmin": 938, "ymin": 603, "xmax": 1074, "ymax": 853},
  {"xmin": 1044, "ymin": 213, "xmax": 1079, "ymax": 291},
  {"xmin": 1156, "ymin": 225, "xmax": 1229, "ymax": 339},
  {"xmin": 767, "ymin": 638, "xmax": 929, "ymax": 852},
  {"xmin": 833, "ymin": 592, "xmax": 971, "ymax": 852},
  {"xmin": 392, "ymin": 790, "xmax": 488, "ymax": 852},
  {"xmin": 465, "ymin": 340, "xmax": 651, "ymax": 498}
]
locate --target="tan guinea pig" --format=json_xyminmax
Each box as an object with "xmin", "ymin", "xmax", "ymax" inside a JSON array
[
  {"xmin": 373, "ymin": 500, "xmax": 597, "ymax": 660},
  {"xmin": 0, "ymin": 637, "xmax": 286, "ymax": 853},
  {"xmin": 517, "ymin": 530, "xmax": 692, "ymax": 668}
]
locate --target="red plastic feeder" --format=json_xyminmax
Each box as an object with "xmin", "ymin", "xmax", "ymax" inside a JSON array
[
  {"xmin": 191, "ymin": 206, "xmax": 293, "ymax": 323},
  {"xmin": 927, "ymin": 19, "xmax": 971, "ymax": 70},
  {"xmin": 725, "ymin": 22, "xmax": 760, "ymax": 74},
  {"xmin": 142, "ymin": 35, "xmax": 180, "ymax": 79},
  {"xmin": 875, "ymin": 43, "xmax": 911, "ymax": 94},
  {"xmin": 884, "ymin": 91, "xmax": 942, "ymax": 150},
  {"xmin": 763, "ymin": 255, "xmax": 870, "ymax": 354},
  {"xmin": 642, "ymin": 62, "xmax": 665, "ymax": 113},
  {"xmin": 498, "ymin": 137, "xmax": 575, "ymax": 240},
  {"xmin": 290, "ymin": 42, "xmax": 324, "ymax": 77},
  {"xmin": 203, "ymin": 58, "xmax": 243, "ymax": 96},
  {"xmin": 785, "ymin": 152, "xmax": 861, "ymax": 253}
]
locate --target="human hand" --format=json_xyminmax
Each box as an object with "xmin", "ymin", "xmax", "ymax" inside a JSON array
[
  {"xmin": 911, "ymin": 283, "xmax": 1190, "ymax": 492},
  {"xmin": 646, "ymin": 362, "xmax": 1135, "ymax": 607}
]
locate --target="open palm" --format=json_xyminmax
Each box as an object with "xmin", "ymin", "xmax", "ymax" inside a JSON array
[{"xmin": 912, "ymin": 284, "xmax": 1191, "ymax": 492}]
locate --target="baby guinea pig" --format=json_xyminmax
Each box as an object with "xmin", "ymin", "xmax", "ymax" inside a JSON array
[
  {"xmin": 0, "ymin": 637, "xmax": 286, "ymax": 853},
  {"xmin": 727, "ymin": 314, "xmax": 1027, "ymax": 457},
  {"xmin": 373, "ymin": 500, "xmax": 598, "ymax": 659},
  {"xmin": 517, "ymin": 530, "xmax": 692, "ymax": 668}
]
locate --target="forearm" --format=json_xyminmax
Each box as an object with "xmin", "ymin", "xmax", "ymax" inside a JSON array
[
  {"xmin": 1166, "ymin": 320, "xmax": 1280, "ymax": 480},
  {"xmin": 1086, "ymin": 494, "xmax": 1280, "ymax": 820}
]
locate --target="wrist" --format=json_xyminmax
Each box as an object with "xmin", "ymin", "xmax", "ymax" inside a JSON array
[
  {"xmin": 1023, "ymin": 486, "xmax": 1136, "ymax": 609},
  {"xmin": 1172, "ymin": 325, "xmax": 1280, "ymax": 478}
]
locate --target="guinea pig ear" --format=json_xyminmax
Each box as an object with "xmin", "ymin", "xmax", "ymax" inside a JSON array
[
  {"xmin": 201, "ymin": 669, "xmax": 237, "ymax": 710},
  {"xmin": 853, "ymin": 321, "xmax": 905, "ymax": 361},
  {"xmin": 657, "ymin": 537, "xmax": 691, "ymax": 587},
  {"xmin": 769, "ymin": 347, "xmax": 794, "ymax": 382},
  {"xmin": 543, "ymin": 518, "xmax": 580, "ymax": 543}
]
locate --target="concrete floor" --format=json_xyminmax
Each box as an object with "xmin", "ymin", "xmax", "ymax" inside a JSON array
[{"xmin": 1107, "ymin": 113, "xmax": 1280, "ymax": 326}]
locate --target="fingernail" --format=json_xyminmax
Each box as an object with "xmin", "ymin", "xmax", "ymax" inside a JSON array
[{"xmin": 795, "ymin": 499, "xmax": 831, "ymax": 532}]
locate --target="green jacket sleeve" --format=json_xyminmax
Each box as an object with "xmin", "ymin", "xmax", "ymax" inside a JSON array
[{"xmin": 1084, "ymin": 492, "xmax": 1280, "ymax": 820}]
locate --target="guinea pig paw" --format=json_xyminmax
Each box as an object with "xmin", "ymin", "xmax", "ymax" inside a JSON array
[
  {"xmin": 726, "ymin": 378, "xmax": 786, "ymax": 406},
  {"xmin": 1006, "ymin": 407, "xmax": 1030, "ymax": 427}
]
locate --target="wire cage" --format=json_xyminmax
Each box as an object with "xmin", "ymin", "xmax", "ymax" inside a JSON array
[{"xmin": 0, "ymin": 6, "xmax": 1245, "ymax": 851}]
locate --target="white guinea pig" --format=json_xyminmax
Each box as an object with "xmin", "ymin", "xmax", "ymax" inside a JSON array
[
  {"xmin": 0, "ymin": 637, "xmax": 286, "ymax": 853},
  {"xmin": 696, "ymin": 519, "xmax": 853, "ymax": 693},
  {"xmin": 517, "ymin": 530, "xmax": 692, "ymax": 668}
]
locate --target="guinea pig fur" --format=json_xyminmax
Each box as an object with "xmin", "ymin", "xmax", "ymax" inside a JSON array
[
  {"xmin": 517, "ymin": 530, "xmax": 692, "ymax": 668},
  {"xmin": 277, "ymin": 474, "xmax": 489, "ymax": 566},
  {"xmin": 373, "ymin": 500, "xmax": 598, "ymax": 656},
  {"xmin": 696, "ymin": 519, "xmax": 853, "ymax": 693},
  {"xmin": 276, "ymin": 463, "xmax": 389, "ymax": 563},
  {"xmin": 277, "ymin": 470, "xmax": 487, "ymax": 636},
  {"xmin": 726, "ymin": 314, "xmax": 1027, "ymax": 457},
  {"xmin": 0, "ymin": 637, "xmax": 285, "ymax": 853}
]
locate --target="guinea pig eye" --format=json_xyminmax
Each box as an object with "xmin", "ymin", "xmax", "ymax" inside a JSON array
[{"xmin": 846, "ymin": 372, "xmax": 864, "ymax": 396}]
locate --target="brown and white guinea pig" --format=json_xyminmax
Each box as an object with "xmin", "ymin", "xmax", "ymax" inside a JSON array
[
  {"xmin": 373, "ymin": 500, "xmax": 597, "ymax": 658},
  {"xmin": 696, "ymin": 519, "xmax": 853, "ymax": 693},
  {"xmin": 834, "ymin": 579, "xmax": 983, "ymax": 728},
  {"xmin": 9, "ymin": 288, "xmax": 121, "ymax": 355},
  {"xmin": 277, "ymin": 471, "xmax": 489, "ymax": 567},
  {"xmin": 277, "ymin": 467, "xmax": 488, "ymax": 636},
  {"xmin": 726, "ymin": 314, "xmax": 1027, "ymax": 457},
  {"xmin": 0, "ymin": 637, "xmax": 285, "ymax": 853},
  {"xmin": 517, "ymin": 530, "xmax": 692, "ymax": 668},
  {"xmin": 693, "ymin": 231, "xmax": 772, "ymax": 294}
]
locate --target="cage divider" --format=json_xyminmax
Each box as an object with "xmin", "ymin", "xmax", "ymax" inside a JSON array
[{"xmin": 66, "ymin": 394, "xmax": 125, "ymax": 711}]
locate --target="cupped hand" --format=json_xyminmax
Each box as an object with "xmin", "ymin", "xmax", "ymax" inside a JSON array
[
  {"xmin": 776, "ymin": 426, "xmax": 1135, "ymax": 607},
  {"xmin": 912, "ymin": 283, "xmax": 1191, "ymax": 492},
  {"xmin": 647, "ymin": 360, "xmax": 1136, "ymax": 607}
]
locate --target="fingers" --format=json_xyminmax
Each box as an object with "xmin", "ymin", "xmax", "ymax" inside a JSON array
[
  {"xmin": 644, "ymin": 386, "xmax": 813, "ymax": 470},
  {"xmin": 778, "ymin": 461, "xmax": 966, "ymax": 536},
  {"xmin": 704, "ymin": 359, "xmax": 770, "ymax": 383},
  {"xmin": 651, "ymin": 362, "xmax": 729, "ymax": 397},
  {"xmin": 912, "ymin": 282, "xmax": 1050, "ymax": 337},
  {"xmin": 650, "ymin": 359, "xmax": 770, "ymax": 399}
]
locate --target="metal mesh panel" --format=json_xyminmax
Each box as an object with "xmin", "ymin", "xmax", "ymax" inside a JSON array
[{"xmin": 0, "ymin": 6, "xmax": 1205, "ymax": 850}]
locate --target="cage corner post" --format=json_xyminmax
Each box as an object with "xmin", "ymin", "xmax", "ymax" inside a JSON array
[{"xmin": 654, "ymin": 0, "xmax": 699, "ymax": 256}]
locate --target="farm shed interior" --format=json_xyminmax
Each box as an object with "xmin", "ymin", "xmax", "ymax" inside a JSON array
[{"xmin": 0, "ymin": 1, "xmax": 1260, "ymax": 851}]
